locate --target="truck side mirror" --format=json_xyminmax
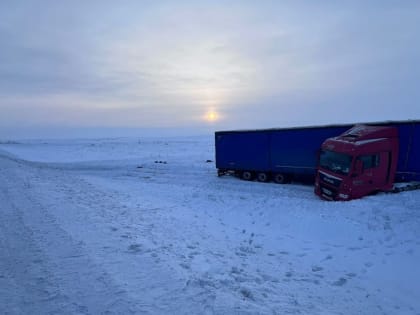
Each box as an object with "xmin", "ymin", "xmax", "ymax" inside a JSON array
[{"xmin": 353, "ymin": 159, "xmax": 363, "ymax": 176}]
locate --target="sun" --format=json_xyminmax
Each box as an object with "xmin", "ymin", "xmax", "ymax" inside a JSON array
[{"xmin": 204, "ymin": 110, "xmax": 219, "ymax": 122}]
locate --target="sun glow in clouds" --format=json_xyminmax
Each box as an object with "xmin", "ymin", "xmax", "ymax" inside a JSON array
[{"xmin": 204, "ymin": 110, "xmax": 220, "ymax": 122}]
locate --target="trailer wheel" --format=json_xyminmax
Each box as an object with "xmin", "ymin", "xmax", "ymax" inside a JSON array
[
  {"xmin": 241, "ymin": 171, "xmax": 254, "ymax": 181},
  {"xmin": 273, "ymin": 173, "xmax": 288, "ymax": 184},
  {"xmin": 257, "ymin": 172, "xmax": 269, "ymax": 182}
]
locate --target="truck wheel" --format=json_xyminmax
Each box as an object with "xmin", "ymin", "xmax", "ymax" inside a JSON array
[
  {"xmin": 273, "ymin": 173, "xmax": 288, "ymax": 184},
  {"xmin": 241, "ymin": 171, "xmax": 254, "ymax": 181},
  {"xmin": 257, "ymin": 172, "xmax": 269, "ymax": 182}
]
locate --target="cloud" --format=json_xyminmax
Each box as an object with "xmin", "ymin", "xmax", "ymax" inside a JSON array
[{"xmin": 0, "ymin": 1, "xmax": 419, "ymax": 138}]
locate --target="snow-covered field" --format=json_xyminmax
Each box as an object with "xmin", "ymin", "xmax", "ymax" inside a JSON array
[{"xmin": 1, "ymin": 136, "xmax": 419, "ymax": 314}]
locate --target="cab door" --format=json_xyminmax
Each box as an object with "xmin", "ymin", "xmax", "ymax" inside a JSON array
[
  {"xmin": 356, "ymin": 152, "xmax": 391, "ymax": 194},
  {"xmin": 372, "ymin": 152, "xmax": 392, "ymax": 189}
]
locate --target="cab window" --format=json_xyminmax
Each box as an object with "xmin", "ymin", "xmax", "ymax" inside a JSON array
[{"xmin": 358, "ymin": 154, "xmax": 380, "ymax": 169}]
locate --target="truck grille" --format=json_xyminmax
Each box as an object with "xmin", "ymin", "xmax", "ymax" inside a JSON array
[{"xmin": 320, "ymin": 184, "xmax": 338, "ymax": 200}]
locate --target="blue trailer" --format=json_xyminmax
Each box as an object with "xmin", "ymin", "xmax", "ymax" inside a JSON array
[
  {"xmin": 390, "ymin": 121, "xmax": 420, "ymax": 182},
  {"xmin": 215, "ymin": 124, "xmax": 352, "ymax": 183}
]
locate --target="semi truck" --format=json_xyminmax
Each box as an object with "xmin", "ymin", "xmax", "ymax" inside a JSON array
[
  {"xmin": 315, "ymin": 120, "xmax": 420, "ymax": 201},
  {"xmin": 215, "ymin": 124, "xmax": 352, "ymax": 183},
  {"xmin": 215, "ymin": 120, "xmax": 420, "ymax": 200}
]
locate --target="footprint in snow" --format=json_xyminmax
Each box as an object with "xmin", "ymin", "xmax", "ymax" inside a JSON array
[
  {"xmin": 364, "ymin": 262, "xmax": 373, "ymax": 268},
  {"xmin": 188, "ymin": 251, "xmax": 199, "ymax": 258},
  {"xmin": 332, "ymin": 277, "xmax": 347, "ymax": 286},
  {"xmin": 322, "ymin": 254, "xmax": 333, "ymax": 261},
  {"xmin": 284, "ymin": 271, "xmax": 293, "ymax": 278},
  {"xmin": 127, "ymin": 244, "xmax": 142, "ymax": 253},
  {"xmin": 311, "ymin": 266, "xmax": 323, "ymax": 272},
  {"xmin": 180, "ymin": 262, "xmax": 191, "ymax": 270},
  {"xmin": 239, "ymin": 288, "xmax": 254, "ymax": 300}
]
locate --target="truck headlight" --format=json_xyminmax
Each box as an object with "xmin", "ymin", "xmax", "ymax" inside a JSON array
[{"xmin": 338, "ymin": 193, "xmax": 349, "ymax": 199}]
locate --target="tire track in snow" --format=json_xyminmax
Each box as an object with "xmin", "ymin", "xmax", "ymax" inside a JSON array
[
  {"xmin": 0, "ymin": 155, "xmax": 145, "ymax": 314},
  {"xmin": 11, "ymin": 155, "xmax": 218, "ymax": 314}
]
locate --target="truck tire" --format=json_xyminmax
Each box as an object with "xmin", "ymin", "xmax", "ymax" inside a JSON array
[
  {"xmin": 273, "ymin": 173, "xmax": 288, "ymax": 184},
  {"xmin": 257, "ymin": 172, "xmax": 269, "ymax": 182},
  {"xmin": 241, "ymin": 171, "xmax": 254, "ymax": 181}
]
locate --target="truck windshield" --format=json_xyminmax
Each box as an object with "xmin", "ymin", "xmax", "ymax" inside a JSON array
[{"xmin": 319, "ymin": 150, "xmax": 352, "ymax": 175}]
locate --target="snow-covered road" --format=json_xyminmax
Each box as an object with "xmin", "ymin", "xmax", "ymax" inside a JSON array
[
  {"xmin": 0, "ymin": 153, "xmax": 149, "ymax": 314},
  {"xmin": 1, "ymin": 138, "xmax": 419, "ymax": 314}
]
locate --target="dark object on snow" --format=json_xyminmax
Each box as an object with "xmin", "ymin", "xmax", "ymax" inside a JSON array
[{"xmin": 206, "ymin": 160, "xmax": 213, "ymax": 163}]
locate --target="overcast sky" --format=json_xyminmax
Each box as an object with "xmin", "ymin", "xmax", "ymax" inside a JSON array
[{"xmin": 1, "ymin": 1, "xmax": 419, "ymax": 138}]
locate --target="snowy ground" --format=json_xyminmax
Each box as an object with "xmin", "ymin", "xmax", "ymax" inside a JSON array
[{"xmin": 1, "ymin": 136, "xmax": 419, "ymax": 315}]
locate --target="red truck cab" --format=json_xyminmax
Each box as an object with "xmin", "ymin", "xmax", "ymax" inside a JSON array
[{"xmin": 315, "ymin": 125, "xmax": 399, "ymax": 201}]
